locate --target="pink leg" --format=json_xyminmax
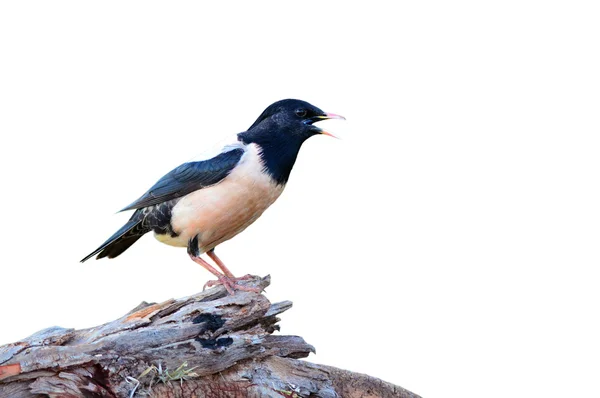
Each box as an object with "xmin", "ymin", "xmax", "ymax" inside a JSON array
[
  {"xmin": 206, "ymin": 250, "xmax": 235, "ymax": 277},
  {"xmin": 190, "ymin": 251, "xmax": 259, "ymax": 294},
  {"xmin": 189, "ymin": 255, "xmax": 235, "ymax": 295},
  {"xmin": 207, "ymin": 250, "xmax": 253, "ymax": 282}
]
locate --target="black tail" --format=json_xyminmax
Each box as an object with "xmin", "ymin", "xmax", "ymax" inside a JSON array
[{"xmin": 80, "ymin": 211, "xmax": 149, "ymax": 262}]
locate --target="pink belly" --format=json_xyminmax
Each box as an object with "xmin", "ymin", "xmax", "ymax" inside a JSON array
[{"xmin": 166, "ymin": 148, "xmax": 284, "ymax": 252}]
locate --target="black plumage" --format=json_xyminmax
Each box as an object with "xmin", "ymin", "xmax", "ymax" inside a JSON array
[
  {"xmin": 81, "ymin": 200, "xmax": 179, "ymax": 262},
  {"xmin": 238, "ymin": 99, "xmax": 331, "ymax": 185}
]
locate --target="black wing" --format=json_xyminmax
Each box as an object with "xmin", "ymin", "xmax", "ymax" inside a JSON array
[{"xmin": 120, "ymin": 147, "xmax": 245, "ymax": 211}]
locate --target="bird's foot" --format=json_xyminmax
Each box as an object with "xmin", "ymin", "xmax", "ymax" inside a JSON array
[{"xmin": 203, "ymin": 274, "xmax": 261, "ymax": 295}]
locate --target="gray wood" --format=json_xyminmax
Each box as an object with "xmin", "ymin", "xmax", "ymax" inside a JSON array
[{"xmin": 0, "ymin": 276, "xmax": 419, "ymax": 398}]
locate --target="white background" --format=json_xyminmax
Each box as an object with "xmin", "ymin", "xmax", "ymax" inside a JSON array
[{"xmin": 1, "ymin": 1, "xmax": 599, "ymax": 397}]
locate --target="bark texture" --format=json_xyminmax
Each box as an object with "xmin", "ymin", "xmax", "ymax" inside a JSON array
[{"xmin": 0, "ymin": 276, "xmax": 419, "ymax": 398}]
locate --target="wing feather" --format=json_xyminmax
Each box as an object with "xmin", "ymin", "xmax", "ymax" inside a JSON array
[{"xmin": 120, "ymin": 147, "xmax": 245, "ymax": 211}]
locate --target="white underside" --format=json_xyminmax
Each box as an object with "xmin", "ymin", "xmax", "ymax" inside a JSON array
[{"xmin": 154, "ymin": 143, "xmax": 284, "ymax": 253}]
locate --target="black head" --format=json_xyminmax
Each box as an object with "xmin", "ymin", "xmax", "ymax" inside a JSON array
[
  {"xmin": 238, "ymin": 99, "xmax": 344, "ymax": 185},
  {"xmin": 247, "ymin": 99, "xmax": 343, "ymax": 138}
]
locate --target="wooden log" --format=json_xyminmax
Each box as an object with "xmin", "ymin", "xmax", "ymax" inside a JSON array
[{"xmin": 0, "ymin": 276, "xmax": 419, "ymax": 398}]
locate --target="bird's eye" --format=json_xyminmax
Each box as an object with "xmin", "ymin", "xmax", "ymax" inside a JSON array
[{"xmin": 295, "ymin": 109, "xmax": 307, "ymax": 118}]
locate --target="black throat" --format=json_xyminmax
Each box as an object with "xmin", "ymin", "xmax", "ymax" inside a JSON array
[{"xmin": 237, "ymin": 129, "xmax": 305, "ymax": 185}]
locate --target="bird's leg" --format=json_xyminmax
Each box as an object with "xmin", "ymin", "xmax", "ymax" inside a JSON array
[
  {"xmin": 188, "ymin": 238, "xmax": 258, "ymax": 294},
  {"xmin": 206, "ymin": 249, "xmax": 235, "ymax": 278},
  {"xmin": 207, "ymin": 249, "xmax": 253, "ymax": 281},
  {"xmin": 188, "ymin": 255, "xmax": 235, "ymax": 295},
  {"xmin": 187, "ymin": 237, "xmax": 233, "ymax": 294},
  {"xmin": 205, "ymin": 249, "xmax": 259, "ymax": 293}
]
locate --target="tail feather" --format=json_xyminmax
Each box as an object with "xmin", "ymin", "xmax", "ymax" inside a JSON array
[
  {"xmin": 95, "ymin": 233, "xmax": 144, "ymax": 260},
  {"xmin": 81, "ymin": 214, "xmax": 148, "ymax": 262}
]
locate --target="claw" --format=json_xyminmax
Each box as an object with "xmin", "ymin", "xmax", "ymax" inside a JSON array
[
  {"xmin": 204, "ymin": 275, "xmax": 261, "ymax": 295},
  {"xmin": 190, "ymin": 251, "xmax": 259, "ymax": 295}
]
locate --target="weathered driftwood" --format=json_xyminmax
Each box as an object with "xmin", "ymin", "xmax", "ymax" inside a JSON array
[{"xmin": 0, "ymin": 276, "xmax": 419, "ymax": 398}]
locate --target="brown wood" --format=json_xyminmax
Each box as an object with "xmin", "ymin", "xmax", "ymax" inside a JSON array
[{"xmin": 0, "ymin": 276, "xmax": 419, "ymax": 398}]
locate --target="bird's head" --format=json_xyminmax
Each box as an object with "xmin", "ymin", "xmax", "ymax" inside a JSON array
[
  {"xmin": 238, "ymin": 99, "xmax": 344, "ymax": 185},
  {"xmin": 246, "ymin": 99, "xmax": 345, "ymax": 140}
]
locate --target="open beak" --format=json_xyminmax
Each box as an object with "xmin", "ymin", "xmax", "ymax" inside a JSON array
[
  {"xmin": 312, "ymin": 112, "xmax": 346, "ymax": 138},
  {"xmin": 320, "ymin": 112, "xmax": 346, "ymax": 121}
]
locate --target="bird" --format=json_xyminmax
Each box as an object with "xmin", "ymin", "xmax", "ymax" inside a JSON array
[{"xmin": 81, "ymin": 99, "xmax": 344, "ymax": 294}]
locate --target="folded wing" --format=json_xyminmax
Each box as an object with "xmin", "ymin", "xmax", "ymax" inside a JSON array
[{"xmin": 120, "ymin": 146, "xmax": 245, "ymax": 211}]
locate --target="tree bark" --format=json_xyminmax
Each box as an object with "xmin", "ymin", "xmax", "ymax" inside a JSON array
[{"xmin": 0, "ymin": 276, "xmax": 419, "ymax": 398}]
